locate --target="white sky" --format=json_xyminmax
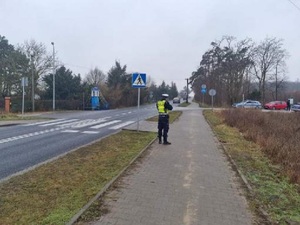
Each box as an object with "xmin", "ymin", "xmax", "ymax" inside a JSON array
[{"xmin": 1, "ymin": 0, "xmax": 300, "ymax": 91}]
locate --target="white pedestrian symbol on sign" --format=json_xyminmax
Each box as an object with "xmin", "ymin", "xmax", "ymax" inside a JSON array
[{"xmin": 133, "ymin": 74, "xmax": 145, "ymax": 86}]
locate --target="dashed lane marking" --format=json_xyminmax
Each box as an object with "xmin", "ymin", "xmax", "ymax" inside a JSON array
[
  {"xmin": 82, "ymin": 131, "xmax": 99, "ymax": 134},
  {"xmin": 61, "ymin": 130, "xmax": 80, "ymax": 133},
  {"xmin": 0, "ymin": 127, "xmax": 62, "ymax": 144}
]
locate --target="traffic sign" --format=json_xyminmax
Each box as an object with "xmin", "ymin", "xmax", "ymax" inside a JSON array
[
  {"xmin": 209, "ymin": 89, "xmax": 216, "ymax": 96},
  {"xmin": 201, "ymin": 88, "xmax": 206, "ymax": 94},
  {"xmin": 201, "ymin": 84, "xmax": 206, "ymax": 89},
  {"xmin": 132, "ymin": 73, "xmax": 146, "ymax": 88}
]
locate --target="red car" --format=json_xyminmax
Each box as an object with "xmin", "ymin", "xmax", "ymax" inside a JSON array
[{"xmin": 264, "ymin": 101, "xmax": 287, "ymax": 110}]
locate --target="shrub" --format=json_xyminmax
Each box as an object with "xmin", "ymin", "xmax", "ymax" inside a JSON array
[{"xmin": 221, "ymin": 109, "xmax": 300, "ymax": 184}]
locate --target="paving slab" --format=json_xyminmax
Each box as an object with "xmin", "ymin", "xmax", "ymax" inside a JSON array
[{"xmin": 89, "ymin": 103, "xmax": 254, "ymax": 225}]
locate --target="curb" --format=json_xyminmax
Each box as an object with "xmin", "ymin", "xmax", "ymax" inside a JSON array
[{"xmin": 66, "ymin": 132, "xmax": 157, "ymax": 225}]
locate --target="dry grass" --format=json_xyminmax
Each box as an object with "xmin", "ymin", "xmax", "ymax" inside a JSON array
[
  {"xmin": 0, "ymin": 130, "xmax": 157, "ymax": 225},
  {"xmin": 222, "ymin": 109, "xmax": 300, "ymax": 184},
  {"xmin": 204, "ymin": 109, "xmax": 300, "ymax": 224}
]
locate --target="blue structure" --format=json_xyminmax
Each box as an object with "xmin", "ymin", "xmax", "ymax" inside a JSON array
[
  {"xmin": 91, "ymin": 87, "xmax": 100, "ymax": 110},
  {"xmin": 90, "ymin": 87, "xmax": 109, "ymax": 110}
]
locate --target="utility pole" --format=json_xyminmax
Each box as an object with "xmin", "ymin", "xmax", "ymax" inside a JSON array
[
  {"xmin": 51, "ymin": 42, "xmax": 55, "ymax": 111},
  {"xmin": 31, "ymin": 54, "xmax": 35, "ymax": 112},
  {"xmin": 185, "ymin": 78, "xmax": 189, "ymax": 103}
]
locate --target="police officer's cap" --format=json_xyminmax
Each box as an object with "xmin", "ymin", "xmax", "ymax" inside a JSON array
[{"xmin": 162, "ymin": 94, "xmax": 169, "ymax": 98}]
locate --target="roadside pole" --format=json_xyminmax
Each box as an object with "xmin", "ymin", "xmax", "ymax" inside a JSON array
[
  {"xmin": 201, "ymin": 84, "xmax": 206, "ymax": 106},
  {"xmin": 137, "ymin": 87, "xmax": 140, "ymax": 131},
  {"xmin": 209, "ymin": 89, "xmax": 216, "ymax": 110},
  {"xmin": 132, "ymin": 73, "xmax": 147, "ymax": 132},
  {"xmin": 21, "ymin": 77, "xmax": 28, "ymax": 115}
]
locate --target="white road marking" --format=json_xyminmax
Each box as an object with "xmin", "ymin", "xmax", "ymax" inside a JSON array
[
  {"xmin": 71, "ymin": 117, "xmax": 110, "ymax": 128},
  {"xmin": 1, "ymin": 117, "xmax": 137, "ymax": 143},
  {"xmin": 82, "ymin": 131, "xmax": 99, "ymax": 134},
  {"xmin": 61, "ymin": 130, "xmax": 79, "ymax": 133},
  {"xmin": 39, "ymin": 119, "xmax": 79, "ymax": 126},
  {"xmin": 91, "ymin": 120, "xmax": 121, "ymax": 129},
  {"xmin": 0, "ymin": 127, "xmax": 62, "ymax": 144},
  {"xmin": 22, "ymin": 119, "xmax": 65, "ymax": 126},
  {"xmin": 109, "ymin": 121, "xmax": 135, "ymax": 130}
]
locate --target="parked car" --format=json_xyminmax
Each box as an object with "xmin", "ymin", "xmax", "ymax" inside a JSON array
[
  {"xmin": 173, "ymin": 97, "xmax": 180, "ymax": 104},
  {"xmin": 264, "ymin": 101, "xmax": 287, "ymax": 110},
  {"xmin": 233, "ymin": 100, "xmax": 262, "ymax": 109},
  {"xmin": 291, "ymin": 103, "xmax": 300, "ymax": 112}
]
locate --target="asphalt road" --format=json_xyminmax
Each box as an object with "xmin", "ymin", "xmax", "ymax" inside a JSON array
[{"xmin": 0, "ymin": 104, "xmax": 158, "ymax": 181}]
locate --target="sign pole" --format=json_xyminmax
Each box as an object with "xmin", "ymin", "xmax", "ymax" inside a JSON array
[
  {"xmin": 137, "ymin": 87, "xmax": 140, "ymax": 132},
  {"xmin": 208, "ymin": 88, "xmax": 216, "ymax": 111},
  {"xmin": 22, "ymin": 81, "xmax": 25, "ymax": 115},
  {"xmin": 132, "ymin": 72, "xmax": 146, "ymax": 132}
]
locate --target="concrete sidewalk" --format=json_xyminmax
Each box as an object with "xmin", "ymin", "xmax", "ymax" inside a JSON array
[{"xmin": 89, "ymin": 103, "xmax": 254, "ymax": 225}]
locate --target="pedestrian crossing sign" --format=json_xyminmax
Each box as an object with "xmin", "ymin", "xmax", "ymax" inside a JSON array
[{"xmin": 132, "ymin": 73, "xmax": 146, "ymax": 88}]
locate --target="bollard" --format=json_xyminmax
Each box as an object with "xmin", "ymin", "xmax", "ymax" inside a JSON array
[{"xmin": 5, "ymin": 97, "xmax": 11, "ymax": 113}]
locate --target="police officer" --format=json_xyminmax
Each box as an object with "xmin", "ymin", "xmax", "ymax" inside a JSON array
[{"xmin": 156, "ymin": 94, "xmax": 173, "ymax": 145}]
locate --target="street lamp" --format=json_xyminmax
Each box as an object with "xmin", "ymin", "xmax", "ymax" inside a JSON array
[{"xmin": 51, "ymin": 42, "xmax": 55, "ymax": 111}]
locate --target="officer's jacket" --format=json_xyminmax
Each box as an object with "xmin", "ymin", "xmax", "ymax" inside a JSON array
[{"xmin": 156, "ymin": 99, "xmax": 173, "ymax": 114}]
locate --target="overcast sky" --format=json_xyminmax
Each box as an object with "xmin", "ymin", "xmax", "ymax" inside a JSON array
[{"xmin": 1, "ymin": 0, "xmax": 300, "ymax": 91}]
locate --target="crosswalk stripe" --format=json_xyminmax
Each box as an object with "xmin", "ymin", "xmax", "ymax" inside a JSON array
[
  {"xmin": 22, "ymin": 119, "xmax": 65, "ymax": 126},
  {"xmin": 71, "ymin": 117, "xmax": 110, "ymax": 128},
  {"xmin": 110, "ymin": 121, "xmax": 135, "ymax": 130},
  {"xmin": 39, "ymin": 119, "xmax": 79, "ymax": 126},
  {"xmin": 91, "ymin": 120, "xmax": 121, "ymax": 129}
]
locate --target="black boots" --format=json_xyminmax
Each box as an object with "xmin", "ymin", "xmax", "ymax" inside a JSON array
[
  {"xmin": 158, "ymin": 137, "xmax": 171, "ymax": 145},
  {"xmin": 163, "ymin": 138, "xmax": 171, "ymax": 145}
]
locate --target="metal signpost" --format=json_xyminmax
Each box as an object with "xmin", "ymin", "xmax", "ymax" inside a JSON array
[
  {"xmin": 132, "ymin": 73, "xmax": 146, "ymax": 131},
  {"xmin": 208, "ymin": 89, "xmax": 216, "ymax": 110},
  {"xmin": 21, "ymin": 77, "xmax": 28, "ymax": 114},
  {"xmin": 201, "ymin": 84, "xmax": 206, "ymax": 106}
]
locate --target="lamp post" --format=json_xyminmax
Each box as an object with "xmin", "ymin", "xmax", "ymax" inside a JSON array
[
  {"xmin": 31, "ymin": 54, "xmax": 35, "ymax": 112},
  {"xmin": 51, "ymin": 42, "xmax": 55, "ymax": 111}
]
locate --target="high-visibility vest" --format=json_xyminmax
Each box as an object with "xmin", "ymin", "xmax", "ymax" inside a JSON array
[{"xmin": 157, "ymin": 100, "xmax": 168, "ymax": 114}]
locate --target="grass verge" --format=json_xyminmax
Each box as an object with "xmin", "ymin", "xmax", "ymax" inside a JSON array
[
  {"xmin": 0, "ymin": 113, "xmax": 48, "ymax": 121},
  {"xmin": 178, "ymin": 102, "xmax": 191, "ymax": 107},
  {"xmin": 203, "ymin": 109, "xmax": 300, "ymax": 225},
  {"xmin": 0, "ymin": 130, "xmax": 157, "ymax": 225}
]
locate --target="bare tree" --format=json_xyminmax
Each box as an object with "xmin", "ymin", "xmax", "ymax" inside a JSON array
[
  {"xmin": 85, "ymin": 67, "xmax": 106, "ymax": 86},
  {"xmin": 18, "ymin": 39, "xmax": 53, "ymax": 82},
  {"xmin": 18, "ymin": 39, "xmax": 53, "ymax": 109},
  {"xmin": 251, "ymin": 37, "xmax": 288, "ymax": 102}
]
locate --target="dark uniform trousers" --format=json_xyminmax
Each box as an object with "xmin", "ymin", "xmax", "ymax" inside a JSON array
[{"xmin": 158, "ymin": 114, "xmax": 169, "ymax": 142}]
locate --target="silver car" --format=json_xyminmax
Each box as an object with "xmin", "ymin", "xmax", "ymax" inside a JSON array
[
  {"xmin": 291, "ymin": 103, "xmax": 300, "ymax": 112},
  {"xmin": 233, "ymin": 100, "xmax": 262, "ymax": 109}
]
